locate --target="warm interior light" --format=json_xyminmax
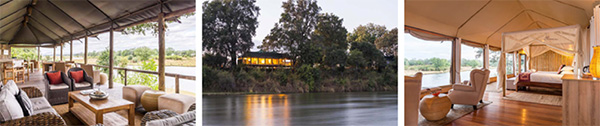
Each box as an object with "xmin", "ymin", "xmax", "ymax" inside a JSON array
[{"xmin": 591, "ymin": 46, "xmax": 600, "ymax": 78}]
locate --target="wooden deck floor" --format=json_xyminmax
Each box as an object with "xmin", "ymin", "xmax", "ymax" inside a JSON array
[{"xmin": 448, "ymin": 86, "xmax": 563, "ymax": 125}]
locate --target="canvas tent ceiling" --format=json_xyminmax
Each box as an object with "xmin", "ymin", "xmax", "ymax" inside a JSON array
[
  {"xmin": 0, "ymin": 0, "xmax": 195, "ymax": 46},
  {"xmin": 503, "ymin": 25, "xmax": 580, "ymax": 57},
  {"xmin": 405, "ymin": 0, "xmax": 596, "ymax": 48}
]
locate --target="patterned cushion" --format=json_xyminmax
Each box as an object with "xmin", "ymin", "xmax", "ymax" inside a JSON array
[
  {"xmin": 141, "ymin": 109, "xmax": 178, "ymax": 126},
  {"xmin": 15, "ymin": 90, "xmax": 33, "ymax": 116},
  {"xmin": 146, "ymin": 110, "xmax": 196, "ymax": 126},
  {"xmin": 49, "ymin": 84, "xmax": 69, "ymax": 90},
  {"xmin": 0, "ymin": 85, "xmax": 24, "ymax": 122}
]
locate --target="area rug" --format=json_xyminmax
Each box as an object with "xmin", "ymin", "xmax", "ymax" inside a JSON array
[
  {"xmin": 503, "ymin": 92, "xmax": 562, "ymax": 106},
  {"xmin": 417, "ymin": 101, "xmax": 492, "ymax": 126}
]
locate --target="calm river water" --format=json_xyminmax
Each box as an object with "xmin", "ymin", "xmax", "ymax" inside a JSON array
[
  {"xmin": 202, "ymin": 92, "xmax": 398, "ymax": 126},
  {"xmin": 421, "ymin": 69, "xmax": 498, "ymax": 88}
]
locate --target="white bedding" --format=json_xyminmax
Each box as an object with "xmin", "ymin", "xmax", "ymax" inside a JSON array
[{"xmin": 529, "ymin": 71, "xmax": 564, "ymax": 84}]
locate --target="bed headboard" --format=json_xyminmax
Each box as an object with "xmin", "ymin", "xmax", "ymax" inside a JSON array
[{"xmin": 530, "ymin": 51, "xmax": 573, "ymax": 71}]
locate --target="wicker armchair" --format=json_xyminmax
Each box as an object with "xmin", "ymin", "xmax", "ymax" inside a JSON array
[
  {"xmin": 1, "ymin": 87, "xmax": 66, "ymax": 125},
  {"xmin": 67, "ymin": 67, "xmax": 94, "ymax": 91},
  {"xmin": 141, "ymin": 103, "xmax": 196, "ymax": 126},
  {"xmin": 44, "ymin": 71, "xmax": 72, "ymax": 105}
]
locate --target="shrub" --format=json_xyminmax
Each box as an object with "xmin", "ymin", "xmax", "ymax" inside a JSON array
[
  {"xmin": 202, "ymin": 65, "xmax": 235, "ymax": 91},
  {"xmin": 296, "ymin": 65, "xmax": 321, "ymax": 91},
  {"xmin": 166, "ymin": 55, "xmax": 183, "ymax": 60}
]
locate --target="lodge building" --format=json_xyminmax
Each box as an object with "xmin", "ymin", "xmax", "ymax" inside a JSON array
[{"xmin": 238, "ymin": 52, "xmax": 293, "ymax": 67}]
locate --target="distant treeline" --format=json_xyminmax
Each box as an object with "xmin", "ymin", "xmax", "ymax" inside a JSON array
[
  {"xmin": 404, "ymin": 58, "xmax": 482, "ymax": 71},
  {"xmin": 72, "ymin": 47, "xmax": 195, "ymax": 60}
]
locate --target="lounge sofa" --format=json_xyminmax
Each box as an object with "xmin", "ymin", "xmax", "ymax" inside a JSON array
[{"xmin": 0, "ymin": 85, "xmax": 65, "ymax": 125}]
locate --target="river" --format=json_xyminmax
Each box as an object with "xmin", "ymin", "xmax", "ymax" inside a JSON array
[
  {"xmin": 120, "ymin": 66, "xmax": 196, "ymax": 93},
  {"xmin": 202, "ymin": 92, "xmax": 398, "ymax": 126},
  {"xmin": 421, "ymin": 68, "xmax": 498, "ymax": 88}
]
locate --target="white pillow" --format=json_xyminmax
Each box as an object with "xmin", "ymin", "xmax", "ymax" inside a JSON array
[
  {"xmin": 561, "ymin": 66, "xmax": 575, "ymax": 71},
  {"xmin": 4, "ymin": 81, "xmax": 18, "ymax": 96},
  {"xmin": 0, "ymin": 85, "xmax": 24, "ymax": 121}
]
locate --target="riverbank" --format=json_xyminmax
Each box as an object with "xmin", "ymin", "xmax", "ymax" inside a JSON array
[
  {"xmin": 405, "ymin": 67, "xmax": 492, "ymax": 75},
  {"xmin": 203, "ymin": 66, "xmax": 398, "ymax": 93}
]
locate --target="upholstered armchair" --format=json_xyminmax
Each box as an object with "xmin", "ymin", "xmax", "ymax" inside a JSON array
[
  {"xmin": 404, "ymin": 72, "xmax": 422, "ymax": 126},
  {"xmin": 448, "ymin": 69, "xmax": 490, "ymax": 110},
  {"xmin": 67, "ymin": 67, "xmax": 94, "ymax": 91},
  {"xmin": 43, "ymin": 71, "xmax": 72, "ymax": 105}
]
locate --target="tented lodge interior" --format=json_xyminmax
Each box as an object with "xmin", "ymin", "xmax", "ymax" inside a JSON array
[{"xmin": 404, "ymin": 0, "xmax": 600, "ymax": 125}]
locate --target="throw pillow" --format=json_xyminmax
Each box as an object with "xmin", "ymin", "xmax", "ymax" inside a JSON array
[
  {"xmin": 557, "ymin": 64, "xmax": 566, "ymax": 74},
  {"xmin": 46, "ymin": 72, "xmax": 63, "ymax": 84},
  {"xmin": 70, "ymin": 70, "xmax": 84, "ymax": 83},
  {"xmin": 0, "ymin": 85, "xmax": 24, "ymax": 121},
  {"xmin": 146, "ymin": 110, "xmax": 196, "ymax": 126},
  {"xmin": 4, "ymin": 80, "xmax": 18, "ymax": 95},
  {"xmin": 14, "ymin": 89, "xmax": 33, "ymax": 116}
]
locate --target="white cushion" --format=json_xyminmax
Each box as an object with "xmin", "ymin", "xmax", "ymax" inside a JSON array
[
  {"xmin": 74, "ymin": 82, "xmax": 91, "ymax": 88},
  {"xmin": 49, "ymin": 84, "xmax": 70, "ymax": 90},
  {"xmin": 0, "ymin": 85, "xmax": 24, "ymax": 121},
  {"xmin": 562, "ymin": 66, "xmax": 574, "ymax": 71},
  {"xmin": 146, "ymin": 110, "xmax": 196, "ymax": 126},
  {"xmin": 29, "ymin": 97, "xmax": 57, "ymax": 115},
  {"xmin": 5, "ymin": 80, "xmax": 18, "ymax": 95}
]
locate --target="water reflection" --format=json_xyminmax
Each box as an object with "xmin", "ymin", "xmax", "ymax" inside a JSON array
[{"xmin": 203, "ymin": 92, "xmax": 397, "ymax": 126}]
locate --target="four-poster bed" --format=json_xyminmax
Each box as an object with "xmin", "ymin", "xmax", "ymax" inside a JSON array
[{"xmin": 498, "ymin": 25, "xmax": 584, "ymax": 95}]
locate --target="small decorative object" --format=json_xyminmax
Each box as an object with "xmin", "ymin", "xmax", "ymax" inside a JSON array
[
  {"xmin": 432, "ymin": 90, "xmax": 441, "ymax": 97},
  {"xmin": 419, "ymin": 94, "xmax": 452, "ymax": 121},
  {"xmin": 89, "ymin": 89, "xmax": 109, "ymax": 100},
  {"xmin": 590, "ymin": 46, "xmax": 600, "ymax": 78}
]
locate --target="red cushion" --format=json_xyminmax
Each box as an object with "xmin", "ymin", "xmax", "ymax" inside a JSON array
[
  {"xmin": 46, "ymin": 72, "xmax": 63, "ymax": 84},
  {"xmin": 70, "ymin": 70, "xmax": 84, "ymax": 83},
  {"xmin": 558, "ymin": 64, "xmax": 566, "ymax": 74}
]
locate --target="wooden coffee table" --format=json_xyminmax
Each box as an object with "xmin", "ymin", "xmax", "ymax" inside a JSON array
[{"xmin": 68, "ymin": 90, "xmax": 135, "ymax": 126}]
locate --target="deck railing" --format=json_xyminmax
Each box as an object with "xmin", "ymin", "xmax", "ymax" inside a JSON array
[{"xmin": 76, "ymin": 63, "xmax": 196, "ymax": 93}]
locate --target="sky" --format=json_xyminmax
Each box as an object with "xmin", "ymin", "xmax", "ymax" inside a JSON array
[
  {"xmin": 251, "ymin": 0, "xmax": 398, "ymax": 51},
  {"xmin": 404, "ymin": 33, "xmax": 481, "ymax": 60},
  {"xmin": 38, "ymin": 14, "xmax": 196, "ymax": 56}
]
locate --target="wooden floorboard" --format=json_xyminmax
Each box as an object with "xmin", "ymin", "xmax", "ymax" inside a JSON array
[{"xmin": 447, "ymin": 88, "xmax": 562, "ymax": 126}]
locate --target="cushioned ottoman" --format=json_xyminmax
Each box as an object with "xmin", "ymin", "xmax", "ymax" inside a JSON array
[
  {"xmin": 507, "ymin": 77, "xmax": 516, "ymax": 90},
  {"xmin": 141, "ymin": 90, "xmax": 166, "ymax": 111},
  {"xmin": 122, "ymin": 85, "xmax": 152, "ymax": 107},
  {"xmin": 158, "ymin": 94, "xmax": 195, "ymax": 114},
  {"xmin": 99, "ymin": 73, "xmax": 108, "ymax": 84}
]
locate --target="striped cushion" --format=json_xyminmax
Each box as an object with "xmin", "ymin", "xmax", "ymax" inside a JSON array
[
  {"xmin": 0, "ymin": 85, "xmax": 24, "ymax": 122},
  {"xmin": 146, "ymin": 110, "xmax": 196, "ymax": 126}
]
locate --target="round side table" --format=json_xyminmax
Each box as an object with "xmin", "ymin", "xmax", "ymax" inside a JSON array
[
  {"xmin": 419, "ymin": 94, "xmax": 452, "ymax": 121},
  {"xmin": 141, "ymin": 90, "xmax": 166, "ymax": 111}
]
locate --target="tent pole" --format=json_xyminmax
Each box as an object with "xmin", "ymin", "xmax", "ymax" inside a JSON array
[
  {"xmin": 84, "ymin": 36, "xmax": 88, "ymax": 64},
  {"xmin": 451, "ymin": 38, "xmax": 462, "ymax": 84},
  {"xmin": 70, "ymin": 40, "xmax": 73, "ymax": 61},
  {"xmin": 484, "ymin": 44, "xmax": 490, "ymax": 70},
  {"xmin": 37, "ymin": 46, "xmax": 40, "ymax": 61},
  {"xmin": 109, "ymin": 27, "xmax": 114, "ymax": 89},
  {"xmin": 60, "ymin": 43, "xmax": 63, "ymax": 61},
  {"xmin": 158, "ymin": 12, "xmax": 165, "ymax": 91},
  {"xmin": 53, "ymin": 45, "xmax": 55, "ymax": 62}
]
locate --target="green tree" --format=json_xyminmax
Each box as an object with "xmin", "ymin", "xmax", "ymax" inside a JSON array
[
  {"xmin": 347, "ymin": 23, "xmax": 387, "ymax": 44},
  {"xmin": 203, "ymin": 0, "xmax": 260, "ymax": 68},
  {"xmin": 347, "ymin": 50, "xmax": 366, "ymax": 69},
  {"xmin": 375, "ymin": 28, "xmax": 397, "ymax": 56},
  {"xmin": 260, "ymin": 0, "xmax": 321, "ymax": 66},
  {"xmin": 323, "ymin": 49, "xmax": 347, "ymax": 69},
  {"xmin": 121, "ymin": 12, "xmax": 194, "ymax": 36},
  {"xmin": 313, "ymin": 13, "xmax": 348, "ymax": 51},
  {"xmin": 11, "ymin": 48, "xmax": 37, "ymax": 60},
  {"xmin": 350, "ymin": 42, "xmax": 385, "ymax": 69},
  {"xmin": 430, "ymin": 57, "xmax": 450, "ymax": 71},
  {"xmin": 133, "ymin": 47, "xmax": 156, "ymax": 61}
]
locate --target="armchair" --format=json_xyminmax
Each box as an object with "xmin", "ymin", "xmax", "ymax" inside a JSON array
[
  {"xmin": 67, "ymin": 67, "xmax": 94, "ymax": 91},
  {"xmin": 448, "ymin": 69, "xmax": 490, "ymax": 110},
  {"xmin": 43, "ymin": 71, "xmax": 72, "ymax": 105},
  {"xmin": 404, "ymin": 72, "xmax": 422, "ymax": 126}
]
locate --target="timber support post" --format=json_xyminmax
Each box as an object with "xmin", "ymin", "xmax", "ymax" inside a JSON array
[{"xmin": 109, "ymin": 27, "xmax": 114, "ymax": 89}]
